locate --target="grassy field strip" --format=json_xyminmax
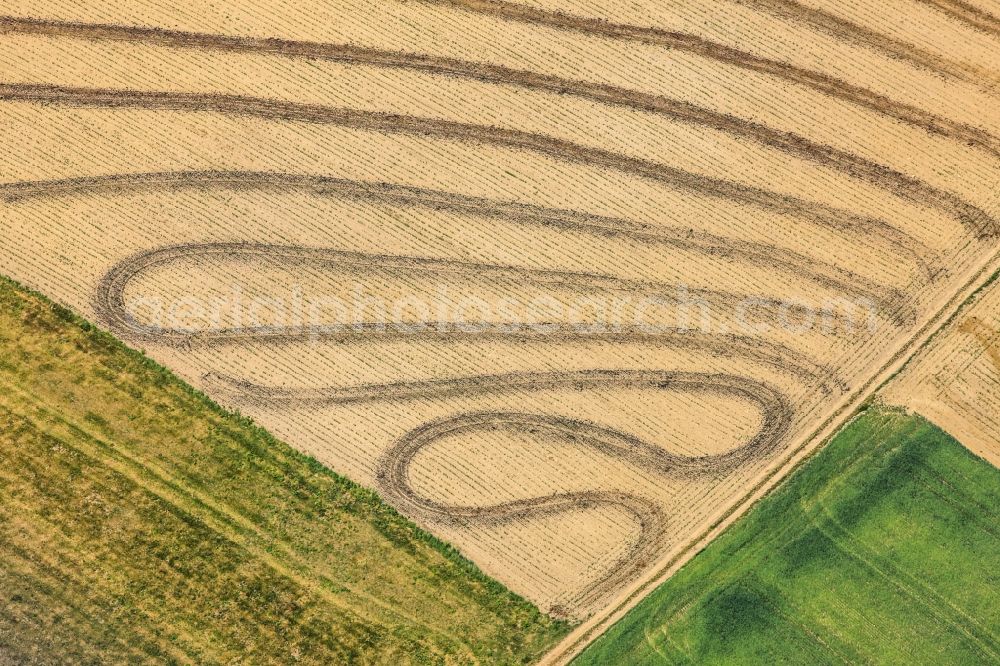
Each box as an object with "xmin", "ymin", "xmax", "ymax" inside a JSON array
[
  {"xmin": 0, "ymin": 374, "xmax": 482, "ymax": 663},
  {"xmin": 572, "ymin": 408, "xmax": 1000, "ymax": 663},
  {"xmin": 589, "ymin": 433, "xmax": 879, "ymax": 663},
  {"xmin": 542, "ymin": 245, "xmax": 1000, "ymax": 663},
  {"xmin": 804, "ymin": 424, "xmax": 1000, "ymax": 655},
  {"xmin": 0, "ymin": 277, "xmax": 568, "ymax": 663},
  {"xmin": 0, "ymin": 500, "xmax": 206, "ymax": 662},
  {"xmin": 700, "ymin": 413, "xmax": 997, "ymax": 661},
  {"xmin": 0, "ymin": 403, "xmax": 256, "ymax": 662},
  {"xmin": 639, "ymin": 506, "xmax": 869, "ymax": 662},
  {"xmin": 0, "ymin": 408, "xmax": 387, "ymax": 662},
  {"xmin": 0, "ymin": 349, "xmax": 481, "ymax": 663}
]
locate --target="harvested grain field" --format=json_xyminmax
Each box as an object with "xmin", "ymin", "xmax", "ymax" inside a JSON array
[
  {"xmin": 883, "ymin": 272, "xmax": 1000, "ymax": 468},
  {"xmin": 1, "ymin": 0, "xmax": 999, "ymax": 622}
]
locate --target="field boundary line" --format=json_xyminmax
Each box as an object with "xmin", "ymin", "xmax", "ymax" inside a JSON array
[{"xmin": 540, "ymin": 245, "xmax": 1000, "ymax": 664}]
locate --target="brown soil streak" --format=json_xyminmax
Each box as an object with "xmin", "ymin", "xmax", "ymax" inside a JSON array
[
  {"xmin": 0, "ymin": 82, "xmax": 992, "ymax": 245},
  {"xmin": 428, "ymin": 0, "xmax": 1000, "ymax": 146},
  {"xmin": 958, "ymin": 316, "xmax": 1000, "ymax": 372},
  {"xmin": 1, "ymin": 171, "xmax": 922, "ymax": 310},
  {"xmin": 0, "ymin": 16, "xmax": 992, "ymax": 239},
  {"xmin": 372, "ymin": 371, "xmax": 791, "ymax": 612}
]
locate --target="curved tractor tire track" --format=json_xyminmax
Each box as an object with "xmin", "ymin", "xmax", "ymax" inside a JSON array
[
  {"xmin": 0, "ymin": 17, "xmax": 993, "ymax": 240},
  {"xmin": 92, "ymin": 242, "xmax": 859, "ymax": 386},
  {"xmin": 89, "ymin": 242, "xmax": 801, "ymax": 611},
  {"xmin": 1, "ymin": 83, "xmax": 989, "ymax": 247},
  {"xmin": 741, "ymin": 0, "xmax": 1000, "ymax": 84},
  {"xmin": 0, "ymin": 170, "xmax": 919, "ymax": 311},
  {"xmin": 373, "ymin": 370, "xmax": 792, "ymax": 610},
  {"xmin": 203, "ymin": 357, "xmax": 832, "ymax": 403},
  {"xmin": 202, "ymin": 369, "xmax": 793, "ymax": 477},
  {"xmin": 424, "ymin": 0, "xmax": 1000, "ymax": 153},
  {"xmin": 92, "ymin": 242, "xmax": 773, "ymax": 332},
  {"xmin": 915, "ymin": 0, "xmax": 1000, "ymax": 37}
]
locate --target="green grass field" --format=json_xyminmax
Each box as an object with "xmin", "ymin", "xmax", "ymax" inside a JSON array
[
  {"xmin": 575, "ymin": 407, "xmax": 1000, "ymax": 665},
  {"xmin": 0, "ymin": 276, "xmax": 568, "ymax": 664}
]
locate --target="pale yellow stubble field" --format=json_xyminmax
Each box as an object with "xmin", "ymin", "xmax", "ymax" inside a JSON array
[{"xmin": 1, "ymin": 0, "xmax": 998, "ymax": 617}]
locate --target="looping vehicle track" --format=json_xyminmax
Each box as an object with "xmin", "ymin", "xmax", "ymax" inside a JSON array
[
  {"xmin": 362, "ymin": 370, "xmax": 793, "ymax": 612},
  {"xmin": 91, "ymin": 240, "xmax": 804, "ymax": 610},
  {"xmin": 196, "ymin": 367, "xmax": 793, "ymax": 613}
]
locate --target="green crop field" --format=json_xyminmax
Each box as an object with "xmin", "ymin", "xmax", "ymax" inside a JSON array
[
  {"xmin": 0, "ymin": 276, "xmax": 568, "ymax": 664},
  {"xmin": 575, "ymin": 407, "xmax": 1000, "ymax": 665}
]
